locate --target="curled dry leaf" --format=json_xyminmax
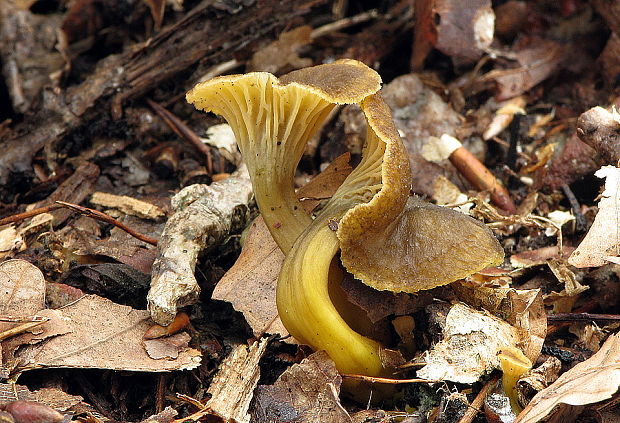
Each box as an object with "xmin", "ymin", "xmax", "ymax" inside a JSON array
[
  {"xmin": 515, "ymin": 332, "xmax": 620, "ymax": 423},
  {"xmin": 485, "ymin": 38, "xmax": 564, "ymax": 100},
  {"xmin": 569, "ymin": 166, "xmax": 620, "ymax": 268},
  {"xmin": 249, "ymin": 26, "xmax": 313, "ymax": 74}
]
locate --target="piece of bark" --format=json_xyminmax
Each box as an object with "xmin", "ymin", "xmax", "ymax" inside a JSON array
[
  {"xmin": 0, "ymin": 1, "xmax": 65, "ymax": 113},
  {"xmin": 205, "ymin": 338, "xmax": 270, "ymax": 423},
  {"xmin": 90, "ymin": 192, "xmax": 166, "ymax": 221},
  {"xmin": 0, "ymin": 0, "xmax": 326, "ymax": 202},
  {"xmin": 28, "ymin": 162, "xmax": 100, "ymax": 227},
  {"xmin": 147, "ymin": 166, "xmax": 253, "ymax": 326},
  {"xmin": 576, "ymin": 106, "xmax": 620, "ymax": 165}
]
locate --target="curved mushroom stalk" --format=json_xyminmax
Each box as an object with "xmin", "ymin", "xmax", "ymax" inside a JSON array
[
  {"xmin": 277, "ymin": 95, "xmax": 394, "ymax": 376},
  {"xmin": 187, "ymin": 60, "xmax": 381, "ymax": 252},
  {"xmin": 277, "ymin": 223, "xmax": 385, "ymax": 376}
]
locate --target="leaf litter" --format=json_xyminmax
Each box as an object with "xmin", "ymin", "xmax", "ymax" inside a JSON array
[{"xmin": 0, "ymin": 0, "xmax": 620, "ymax": 422}]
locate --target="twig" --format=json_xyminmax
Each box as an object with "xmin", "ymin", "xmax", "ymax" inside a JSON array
[
  {"xmin": 457, "ymin": 374, "xmax": 500, "ymax": 423},
  {"xmin": 0, "ymin": 204, "xmax": 62, "ymax": 227},
  {"xmin": 0, "ymin": 317, "xmax": 49, "ymax": 341},
  {"xmin": 310, "ymin": 9, "xmax": 379, "ymax": 39},
  {"xmin": 55, "ymin": 201, "xmax": 158, "ymax": 246},
  {"xmin": 147, "ymin": 99, "xmax": 214, "ymax": 174},
  {"xmin": 340, "ymin": 374, "xmax": 440, "ymax": 384},
  {"xmin": 547, "ymin": 312, "xmax": 620, "ymax": 322},
  {"xmin": 561, "ymin": 184, "xmax": 587, "ymax": 232}
]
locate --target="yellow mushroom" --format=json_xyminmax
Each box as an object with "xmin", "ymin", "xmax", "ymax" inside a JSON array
[
  {"xmin": 498, "ymin": 346, "xmax": 533, "ymax": 412},
  {"xmin": 187, "ymin": 60, "xmax": 504, "ymax": 377}
]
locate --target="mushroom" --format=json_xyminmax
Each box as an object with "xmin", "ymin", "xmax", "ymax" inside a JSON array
[
  {"xmin": 187, "ymin": 60, "xmax": 504, "ymax": 377},
  {"xmin": 498, "ymin": 346, "xmax": 532, "ymax": 412}
]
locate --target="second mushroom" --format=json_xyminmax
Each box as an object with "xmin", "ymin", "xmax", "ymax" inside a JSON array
[{"xmin": 187, "ymin": 59, "xmax": 504, "ymax": 377}]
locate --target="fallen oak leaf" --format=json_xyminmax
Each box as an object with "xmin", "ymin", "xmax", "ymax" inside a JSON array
[
  {"xmin": 515, "ymin": 332, "xmax": 620, "ymax": 423},
  {"xmin": 8, "ymin": 295, "xmax": 200, "ymax": 373}
]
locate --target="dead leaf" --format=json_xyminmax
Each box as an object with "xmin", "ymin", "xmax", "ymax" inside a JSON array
[
  {"xmin": 251, "ymin": 351, "xmax": 352, "ymax": 423},
  {"xmin": 569, "ymin": 166, "xmax": 620, "ymax": 267},
  {"xmin": 212, "ymin": 216, "xmax": 287, "ymax": 338},
  {"xmin": 9, "ymin": 295, "xmax": 201, "ymax": 373},
  {"xmin": 515, "ymin": 332, "xmax": 620, "ymax": 423},
  {"xmin": 510, "ymin": 246, "xmax": 575, "ymax": 269},
  {"xmin": 32, "ymin": 388, "xmax": 83, "ymax": 412},
  {"xmin": 340, "ymin": 274, "xmax": 436, "ymax": 324},
  {"xmin": 0, "ymin": 259, "xmax": 46, "ymax": 332},
  {"xmin": 144, "ymin": 332, "xmax": 192, "ymax": 360},
  {"xmin": 486, "ymin": 38, "xmax": 564, "ymax": 100},
  {"xmin": 435, "ymin": 0, "xmax": 494, "ymax": 66},
  {"xmin": 417, "ymin": 302, "xmax": 536, "ymax": 383},
  {"xmin": 249, "ymin": 26, "xmax": 313, "ymax": 74}
]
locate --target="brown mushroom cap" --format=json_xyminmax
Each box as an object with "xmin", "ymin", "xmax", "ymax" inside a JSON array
[{"xmin": 334, "ymin": 93, "xmax": 504, "ymax": 293}]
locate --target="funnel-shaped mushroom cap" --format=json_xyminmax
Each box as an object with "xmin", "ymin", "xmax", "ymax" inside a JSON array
[
  {"xmin": 186, "ymin": 59, "xmax": 381, "ymax": 252},
  {"xmin": 331, "ymin": 93, "xmax": 504, "ymax": 293}
]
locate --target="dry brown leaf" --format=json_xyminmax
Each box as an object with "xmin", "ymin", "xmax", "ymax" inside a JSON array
[
  {"xmin": 144, "ymin": 332, "xmax": 192, "ymax": 360},
  {"xmin": 0, "ymin": 259, "xmax": 46, "ymax": 332},
  {"xmin": 251, "ymin": 351, "xmax": 351, "ymax": 423},
  {"xmin": 569, "ymin": 166, "xmax": 620, "ymax": 268},
  {"xmin": 32, "ymin": 388, "xmax": 83, "ymax": 412},
  {"xmin": 10, "ymin": 295, "xmax": 201, "ymax": 373},
  {"xmin": 248, "ymin": 26, "xmax": 313, "ymax": 74},
  {"xmin": 212, "ymin": 216, "xmax": 287, "ymax": 338},
  {"xmin": 510, "ymin": 246, "xmax": 575, "ymax": 269},
  {"xmin": 340, "ymin": 274, "xmax": 436, "ymax": 324},
  {"xmin": 435, "ymin": 0, "xmax": 494, "ymax": 66},
  {"xmin": 486, "ymin": 38, "xmax": 564, "ymax": 100},
  {"xmin": 213, "ymin": 155, "xmax": 352, "ymax": 338},
  {"xmin": 417, "ymin": 302, "xmax": 527, "ymax": 383},
  {"xmin": 515, "ymin": 332, "xmax": 620, "ymax": 423}
]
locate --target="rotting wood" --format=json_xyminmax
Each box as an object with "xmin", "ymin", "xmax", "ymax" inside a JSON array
[
  {"xmin": 0, "ymin": 0, "xmax": 326, "ymax": 202},
  {"xmin": 204, "ymin": 338, "xmax": 270, "ymax": 423},
  {"xmin": 147, "ymin": 165, "xmax": 252, "ymax": 326}
]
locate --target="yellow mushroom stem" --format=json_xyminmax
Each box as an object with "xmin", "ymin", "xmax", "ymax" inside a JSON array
[
  {"xmin": 498, "ymin": 346, "xmax": 533, "ymax": 412},
  {"xmin": 277, "ymin": 219, "xmax": 385, "ymax": 376}
]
